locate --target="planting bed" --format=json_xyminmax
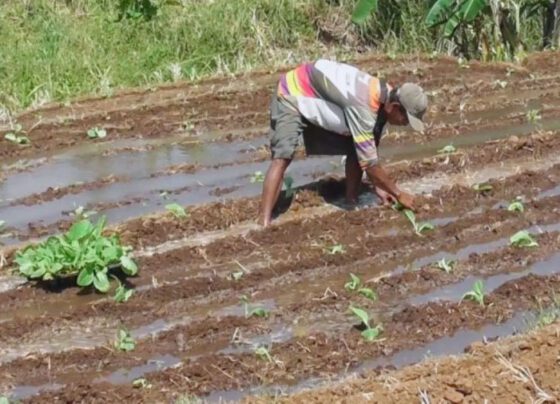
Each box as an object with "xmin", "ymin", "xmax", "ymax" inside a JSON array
[{"xmin": 1, "ymin": 52, "xmax": 560, "ymax": 403}]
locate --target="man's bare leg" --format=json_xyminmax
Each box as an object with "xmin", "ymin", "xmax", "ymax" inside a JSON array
[
  {"xmin": 345, "ymin": 153, "xmax": 362, "ymax": 204},
  {"xmin": 260, "ymin": 158, "xmax": 291, "ymax": 226}
]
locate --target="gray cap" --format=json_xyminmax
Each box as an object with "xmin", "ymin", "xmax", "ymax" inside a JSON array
[{"xmin": 397, "ymin": 83, "xmax": 428, "ymax": 132}]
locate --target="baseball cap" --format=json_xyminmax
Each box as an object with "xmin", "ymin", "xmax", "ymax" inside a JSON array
[{"xmin": 397, "ymin": 83, "xmax": 428, "ymax": 132}]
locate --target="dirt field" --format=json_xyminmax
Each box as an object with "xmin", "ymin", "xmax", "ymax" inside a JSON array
[{"xmin": 1, "ymin": 52, "xmax": 560, "ymax": 403}]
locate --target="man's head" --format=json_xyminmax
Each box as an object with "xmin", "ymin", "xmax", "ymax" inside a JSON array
[{"xmin": 383, "ymin": 83, "xmax": 428, "ymax": 132}]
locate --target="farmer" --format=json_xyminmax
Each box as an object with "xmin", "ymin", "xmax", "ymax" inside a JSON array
[{"xmin": 259, "ymin": 59, "xmax": 428, "ymax": 227}]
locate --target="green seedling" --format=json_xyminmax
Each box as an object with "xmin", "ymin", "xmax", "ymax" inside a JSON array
[
  {"xmin": 358, "ymin": 287, "xmax": 378, "ymax": 301},
  {"xmin": 327, "ymin": 244, "xmax": 346, "ymax": 255},
  {"xmin": 113, "ymin": 277, "xmax": 134, "ymax": 303},
  {"xmin": 349, "ymin": 306, "xmax": 383, "ymax": 342},
  {"xmin": 240, "ymin": 295, "xmax": 269, "ymax": 318},
  {"xmin": 115, "ymin": 328, "xmax": 135, "ymax": 352},
  {"xmin": 14, "ymin": 217, "xmax": 138, "ymax": 292},
  {"xmin": 436, "ymin": 258, "xmax": 456, "ymax": 273},
  {"xmin": 229, "ymin": 270, "xmax": 244, "ymax": 281},
  {"xmin": 526, "ymin": 109, "xmax": 541, "ymax": 124},
  {"xmin": 507, "ymin": 199, "xmax": 524, "ymax": 213},
  {"xmin": 510, "ymin": 230, "xmax": 538, "ymax": 248},
  {"xmin": 344, "ymin": 273, "xmax": 361, "ymax": 291},
  {"xmin": 250, "ymin": 171, "xmax": 265, "ymax": 183},
  {"xmin": 165, "ymin": 203, "xmax": 187, "ymax": 218},
  {"xmin": 132, "ymin": 378, "xmax": 152, "ymax": 389},
  {"xmin": 462, "ymin": 280, "xmax": 485, "ymax": 306},
  {"xmin": 254, "ymin": 346, "xmax": 273, "ymax": 362},
  {"xmin": 473, "ymin": 183, "xmax": 493, "ymax": 193},
  {"xmin": 403, "ymin": 209, "xmax": 435, "ymax": 236},
  {"xmin": 437, "ymin": 144, "xmax": 456, "ymax": 154},
  {"xmin": 87, "ymin": 127, "xmax": 107, "ymax": 139},
  {"xmin": 69, "ymin": 205, "xmax": 97, "ymax": 220},
  {"xmin": 283, "ymin": 175, "xmax": 295, "ymax": 198},
  {"xmin": 5, "ymin": 132, "xmax": 30, "ymax": 145}
]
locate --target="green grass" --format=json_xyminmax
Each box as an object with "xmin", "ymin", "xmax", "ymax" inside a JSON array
[{"xmin": 0, "ymin": 0, "xmax": 546, "ymax": 112}]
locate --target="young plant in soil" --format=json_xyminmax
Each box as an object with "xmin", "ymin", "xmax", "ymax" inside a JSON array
[
  {"xmin": 254, "ymin": 346, "xmax": 273, "ymax": 362},
  {"xmin": 403, "ymin": 209, "xmax": 435, "ymax": 236},
  {"xmin": 4, "ymin": 124, "xmax": 30, "ymax": 145},
  {"xmin": 165, "ymin": 203, "xmax": 188, "ymax": 219},
  {"xmin": 526, "ymin": 109, "xmax": 541, "ymax": 124},
  {"xmin": 462, "ymin": 280, "xmax": 485, "ymax": 306},
  {"xmin": 327, "ymin": 244, "xmax": 346, "ymax": 255},
  {"xmin": 510, "ymin": 230, "xmax": 539, "ymax": 248},
  {"xmin": 240, "ymin": 295, "xmax": 269, "ymax": 318},
  {"xmin": 132, "ymin": 378, "xmax": 152, "ymax": 389},
  {"xmin": 250, "ymin": 171, "xmax": 265, "ymax": 183},
  {"xmin": 344, "ymin": 273, "xmax": 377, "ymax": 300},
  {"xmin": 87, "ymin": 127, "xmax": 107, "ymax": 139},
  {"xmin": 507, "ymin": 198, "xmax": 524, "ymax": 213},
  {"xmin": 349, "ymin": 306, "xmax": 383, "ymax": 342},
  {"xmin": 14, "ymin": 217, "xmax": 138, "ymax": 293},
  {"xmin": 436, "ymin": 258, "xmax": 456, "ymax": 273},
  {"xmin": 115, "ymin": 328, "xmax": 136, "ymax": 352},
  {"xmin": 113, "ymin": 277, "xmax": 134, "ymax": 303},
  {"xmin": 473, "ymin": 183, "xmax": 493, "ymax": 194},
  {"xmin": 437, "ymin": 144, "xmax": 456, "ymax": 154}
]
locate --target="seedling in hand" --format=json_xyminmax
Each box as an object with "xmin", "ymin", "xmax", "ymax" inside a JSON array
[
  {"xmin": 437, "ymin": 144, "xmax": 456, "ymax": 154},
  {"xmin": 87, "ymin": 127, "xmax": 107, "ymax": 139},
  {"xmin": 115, "ymin": 328, "xmax": 136, "ymax": 351},
  {"xmin": 510, "ymin": 230, "xmax": 538, "ymax": 248},
  {"xmin": 462, "ymin": 280, "xmax": 485, "ymax": 306},
  {"xmin": 507, "ymin": 198, "xmax": 524, "ymax": 213},
  {"xmin": 327, "ymin": 244, "xmax": 346, "ymax": 255},
  {"xmin": 436, "ymin": 258, "xmax": 456, "ymax": 273},
  {"xmin": 473, "ymin": 183, "xmax": 493, "ymax": 194},
  {"xmin": 165, "ymin": 203, "xmax": 187, "ymax": 219},
  {"xmin": 250, "ymin": 171, "xmax": 265, "ymax": 183},
  {"xmin": 349, "ymin": 306, "xmax": 383, "ymax": 342},
  {"xmin": 403, "ymin": 210, "xmax": 435, "ymax": 236}
]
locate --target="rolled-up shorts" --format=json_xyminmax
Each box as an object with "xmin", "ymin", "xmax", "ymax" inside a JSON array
[{"xmin": 268, "ymin": 94, "xmax": 355, "ymax": 159}]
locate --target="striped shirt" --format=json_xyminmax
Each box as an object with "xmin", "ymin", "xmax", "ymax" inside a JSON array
[{"xmin": 277, "ymin": 59, "xmax": 390, "ymax": 168}]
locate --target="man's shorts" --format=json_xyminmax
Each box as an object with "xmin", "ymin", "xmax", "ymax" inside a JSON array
[{"xmin": 269, "ymin": 94, "xmax": 355, "ymax": 159}]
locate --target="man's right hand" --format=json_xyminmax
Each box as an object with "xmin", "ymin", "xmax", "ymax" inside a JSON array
[{"xmin": 397, "ymin": 191, "xmax": 415, "ymax": 211}]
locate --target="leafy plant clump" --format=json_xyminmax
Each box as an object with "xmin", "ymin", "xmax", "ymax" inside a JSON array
[
  {"xmin": 507, "ymin": 198, "xmax": 524, "ymax": 213},
  {"xmin": 115, "ymin": 328, "xmax": 136, "ymax": 352},
  {"xmin": 403, "ymin": 209, "xmax": 435, "ymax": 236},
  {"xmin": 436, "ymin": 258, "xmax": 456, "ymax": 273},
  {"xmin": 462, "ymin": 280, "xmax": 485, "ymax": 306},
  {"xmin": 113, "ymin": 277, "xmax": 134, "ymax": 303},
  {"xmin": 14, "ymin": 217, "xmax": 138, "ymax": 293},
  {"xmin": 250, "ymin": 171, "xmax": 265, "ymax": 183},
  {"xmin": 510, "ymin": 230, "xmax": 539, "ymax": 248},
  {"xmin": 349, "ymin": 306, "xmax": 383, "ymax": 341},
  {"xmin": 165, "ymin": 203, "xmax": 188, "ymax": 219}
]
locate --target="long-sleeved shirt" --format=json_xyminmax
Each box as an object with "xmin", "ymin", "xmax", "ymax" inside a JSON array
[{"xmin": 277, "ymin": 59, "xmax": 390, "ymax": 169}]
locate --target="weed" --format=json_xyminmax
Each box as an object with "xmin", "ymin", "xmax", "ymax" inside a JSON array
[
  {"xmin": 283, "ymin": 175, "xmax": 295, "ymax": 198},
  {"xmin": 344, "ymin": 273, "xmax": 361, "ymax": 291},
  {"xmin": 462, "ymin": 280, "xmax": 485, "ymax": 306},
  {"xmin": 526, "ymin": 109, "xmax": 542, "ymax": 124},
  {"xmin": 165, "ymin": 203, "xmax": 188, "ymax": 219},
  {"xmin": 115, "ymin": 328, "xmax": 136, "ymax": 352},
  {"xmin": 87, "ymin": 127, "xmax": 107, "ymax": 139},
  {"xmin": 437, "ymin": 144, "xmax": 456, "ymax": 154},
  {"xmin": 250, "ymin": 171, "xmax": 265, "ymax": 183},
  {"xmin": 473, "ymin": 183, "xmax": 493, "ymax": 193},
  {"xmin": 132, "ymin": 378, "xmax": 152, "ymax": 389},
  {"xmin": 14, "ymin": 217, "xmax": 138, "ymax": 292},
  {"xmin": 507, "ymin": 198, "xmax": 524, "ymax": 213},
  {"xmin": 510, "ymin": 230, "xmax": 539, "ymax": 248},
  {"xmin": 254, "ymin": 346, "xmax": 273, "ymax": 362},
  {"xmin": 403, "ymin": 209, "xmax": 435, "ymax": 236},
  {"xmin": 113, "ymin": 277, "xmax": 134, "ymax": 303},
  {"xmin": 436, "ymin": 258, "xmax": 456, "ymax": 273},
  {"xmin": 349, "ymin": 306, "xmax": 383, "ymax": 342}
]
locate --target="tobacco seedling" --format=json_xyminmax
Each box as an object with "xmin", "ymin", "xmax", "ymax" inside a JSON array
[
  {"xmin": 437, "ymin": 144, "xmax": 456, "ymax": 154},
  {"xmin": 327, "ymin": 244, "xmax": 346, "ymax": 255},
  {"xmin": 462, "ymin": 280, "xmax": 485, "ymax": 306},
  {"xmin": 436, "ymin": 258, "xmax": 456, "ymax": 273},
  {"xmin": 132, "ymin": 378, "xmax": 152, "ymax": 389},
  {"xmin": 165, "ymin": 203, "xmax": 188, "ymax": 219},
  {"xmin": 510, "ymin": 230, "xmax": 539, "ymax": 248},
  {"xmin": 240, "ymin": 295, "xmax": 269, "ymax": 318},
  {"xmin": 507, "ymin": 198, "xmax": 524, "ymax": 213},
  {"xmin": 283, "ymin": 175, "xmax": 295, "ymax": 198},
  {"xmin": 526, "ymin": 109, "xmax": 541, "ymax": 124},
  {"xmin": 115, "ymin": 329, "xmax": 136, "ymax": 352},
  {"xmin": 473, "ymin": 183, "xmax": 493, "ymax": 194},
  {"xmin": 87, "ymin": 127, "xmax": 107, "ymax": 139},
  {"xmin": 113, "ymin": 277, "xmax": 134, "ymax": 303},
  {"xmin": 344, "ymin": 273, "xmax": 361, "ymax": 291},
  {"xmin": 250, "ymin": 171, "xmax": 265, "ymax": 183},
  {"xmin": 349, "ymin": 306, "xmax": 383, "ymax": 342},
  {"xmin": 4, "ymin": 123, "xmax": 29, "ymax": 145},
  {"xmin": 358, "ymin": 287, "xmax": 378, "ymax": 301},
  {"xmin": 255, "ymin": 346, "xmax": 273, "ymax": 362},
  {"xmin": 403, "ymin": 209, "xmax": 435, "ymax": 236}
]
